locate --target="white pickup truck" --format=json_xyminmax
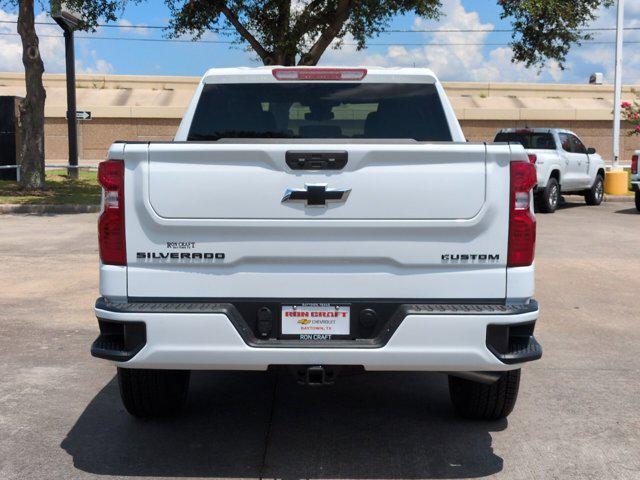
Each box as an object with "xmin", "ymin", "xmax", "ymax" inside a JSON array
[
  {"xmin": 495, "ymin": 128, "xmax": 606, "ymax": 213},
  {"xmin": 632, "ymin": 151, "xmax": 640, "ymax": 212},
  {"xmin": 92, "ymin": 67, "xmax": 541, "ymax": 421}
]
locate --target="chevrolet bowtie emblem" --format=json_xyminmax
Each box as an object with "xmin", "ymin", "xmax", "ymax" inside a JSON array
[{"xmin": 281, "ymin": 184, "xmax": 351, "ymax": 207}]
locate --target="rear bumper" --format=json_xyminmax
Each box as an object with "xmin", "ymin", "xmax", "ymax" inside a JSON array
[{"xmin": 92, "ymin": 298, "xmax": 541, "ymax": 372}]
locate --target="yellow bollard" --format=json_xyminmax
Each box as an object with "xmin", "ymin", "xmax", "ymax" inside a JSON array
[{"xmin": 604, "ymin": 169, "xmax": 629, "ymax": 195}]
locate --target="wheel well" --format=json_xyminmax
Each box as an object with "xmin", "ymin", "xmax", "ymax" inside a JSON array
[
  {"xmin": 597, "ymin": 168, "xmax": 605, "ymax": 179},
  {"xmin": 549, "ymin": 170, "xmax": 560, "ymax": 183}
]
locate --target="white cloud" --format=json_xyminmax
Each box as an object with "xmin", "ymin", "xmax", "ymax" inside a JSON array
[
  {"xmin": 0, "ymin": 9, "xmax": 113, "ymax": 74},
  {"xmin": 488, "ymin": 47, "xmax": 564, "ymax": 83},
  {"xmin": 570, "ymin": 3, "xmax": 640, "ymax": 84},
  {"xmin": 290, "ymin": 0, "xmax": 308, "ymax": 15},
  {"xmin": 77, "ymin": 52, "xmax": 115, "ymax": 74},
  {"xmin": 117, "ymin": 18, "xmax": 151, "ymax": 36},
  {"xmin": 0, "ymin": 10, "xmax": 66, "ymax": 72},
  {"xmin": 319, "ymin": 0, "xmax": 564, "ymax": 82}
]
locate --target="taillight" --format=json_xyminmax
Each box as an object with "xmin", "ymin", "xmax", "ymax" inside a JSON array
[
  {"xmin": 508, "ymin": 161, "xmax": 537, "ymax": 268},
  {"xmin": 98, "ymin": 160, "xmax": 126, "ymax": 265},
  {"xmin": 272, "ymin": 68, "xmax": 367, "ymax": 81},
  {"xmin": 632, "ymin": 155, "xmax": 638, "ymax": 174},
  {"xmin": 528, "ymin": 154, "xmax": 537, "ymax": 164}
]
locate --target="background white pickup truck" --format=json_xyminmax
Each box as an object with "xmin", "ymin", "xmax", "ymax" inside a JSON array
[
  {"xmin": 92, "ymin": 67, "xmax": 541, "ymax": 421},
  {"xmin": 495, "ymin": 128, "xmax": 606, "ymax": 213}
]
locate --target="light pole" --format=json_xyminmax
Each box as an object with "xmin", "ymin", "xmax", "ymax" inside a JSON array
[
  {"xmin": 612, "ymin": 0, "xmax": 625, "ymax": 170},
  {"xmin": 50, "ymin": 1, "xmax": 82, "ymax": 179}
]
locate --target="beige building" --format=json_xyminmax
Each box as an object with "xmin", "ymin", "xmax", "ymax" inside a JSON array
[{"xmin": 1, "ymin": 72, "xmax": 639, "ymax": 165}]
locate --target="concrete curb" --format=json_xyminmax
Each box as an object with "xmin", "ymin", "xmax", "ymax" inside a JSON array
[
  {"xmin": 0, "ymin": 204, "xmax": 100, "ymax": 214},
  {"xmin": 604, "ymin": 194, "xmax": 635, "ymax": 203}
]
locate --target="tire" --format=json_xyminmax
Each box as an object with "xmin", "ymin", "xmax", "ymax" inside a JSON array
[
  {"xmin": 448, "ymin": 369, "xmax": 521, "ymax": 420},
  {"xmin": 635, "ymin": 191, "xmax": 640, "ymax": 212},
  {"xmin": 536, "ymin": 177, "xmax": 560, "ymax": 213},
  {"xmin": 585, "ymin": 174, "xmax": 604, "ymax": 206},
  {"xmin": 117, "ymin": 368, "xmax": 190, "ymax": 418}
]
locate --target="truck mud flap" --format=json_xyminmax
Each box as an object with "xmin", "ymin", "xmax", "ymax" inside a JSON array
[
  {"xmin": 91, "ymin": 318, "xmax": 146, "ymax": 361},
  {"xmin": 486, "ymin": 321, "xmax": 542, "ymax": 365}
]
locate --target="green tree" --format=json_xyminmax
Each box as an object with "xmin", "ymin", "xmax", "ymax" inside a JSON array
[
  {"xmin": 500, "ymin": 0, "xmax": 615, "ymax": 69},
  {"xmin": 69, "ymin": 0, "xmax": 614, "ymax": 68},
  {"xmin": 2, "ymin": 0, "xmax": 46, "ymax": 189}
]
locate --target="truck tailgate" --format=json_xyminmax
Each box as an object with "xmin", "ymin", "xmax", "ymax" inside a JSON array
[
  {"xmin": 124, "ymin": 142, "xmax": 511, "ymax": 300},
  {"xmin": 147, "ymin": 143, "xmax": 485, "ymax": 220}
]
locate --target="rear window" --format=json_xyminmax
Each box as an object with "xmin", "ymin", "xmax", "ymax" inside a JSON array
[
  {"xmin": 494, "ymin": 131, "xmax": 556, "ymax": 150},
  {"xmin": 188, "ymin": 83, "xmax": 452, "ymax": 141}
]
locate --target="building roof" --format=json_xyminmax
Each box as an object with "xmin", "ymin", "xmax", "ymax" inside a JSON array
[{"xmin": 0, "ymin": 72, "xmax": 638, "ymax": 121}]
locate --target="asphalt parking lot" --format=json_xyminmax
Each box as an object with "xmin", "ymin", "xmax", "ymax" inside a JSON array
[{"xmin": 1, "ymin": 199, "xmax": 639, "ymax": 480}]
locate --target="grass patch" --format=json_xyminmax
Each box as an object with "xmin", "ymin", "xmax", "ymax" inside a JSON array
[{"xmin": 0, "ymin": 169, "xmax": 101, "ymax": 205}]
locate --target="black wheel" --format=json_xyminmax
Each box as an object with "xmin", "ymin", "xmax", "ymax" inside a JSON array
[
  {"xmin": 635, "ymin": 191, "xmax": 640, "ymax": 212},
  {"xmin": 536, "ymin": 178, "xmax": 560, "ymax": 213},
  {"xmin": 448, "ymin": 369, "xmax": 521, "ymax": 420},
  {"xmin": 585, "ymin": 175, "xmax": 604, "ymax": 206},
  {"xmin": 117, "ymin": 368, "xmax": 190, "ymax": 418}
]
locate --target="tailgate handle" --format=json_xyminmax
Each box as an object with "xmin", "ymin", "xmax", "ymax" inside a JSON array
[{"xmin": 286, "ymin": 151, "xmax": 347, "ymax": 170}]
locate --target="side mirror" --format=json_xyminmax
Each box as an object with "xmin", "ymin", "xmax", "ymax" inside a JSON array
[{"xmin": 587, "ymin": 147, "xmax": 596, "ymax": 155}]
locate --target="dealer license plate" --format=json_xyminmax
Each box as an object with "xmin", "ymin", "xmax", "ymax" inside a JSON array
[{"xmin": 281, "ymin": 304, "xmax": 350, "ymax": 339}]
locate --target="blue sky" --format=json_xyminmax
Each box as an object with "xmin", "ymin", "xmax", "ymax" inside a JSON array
[{"xmin": 0, "ymin": 0, "xmax": 639, "ymax": 83}]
